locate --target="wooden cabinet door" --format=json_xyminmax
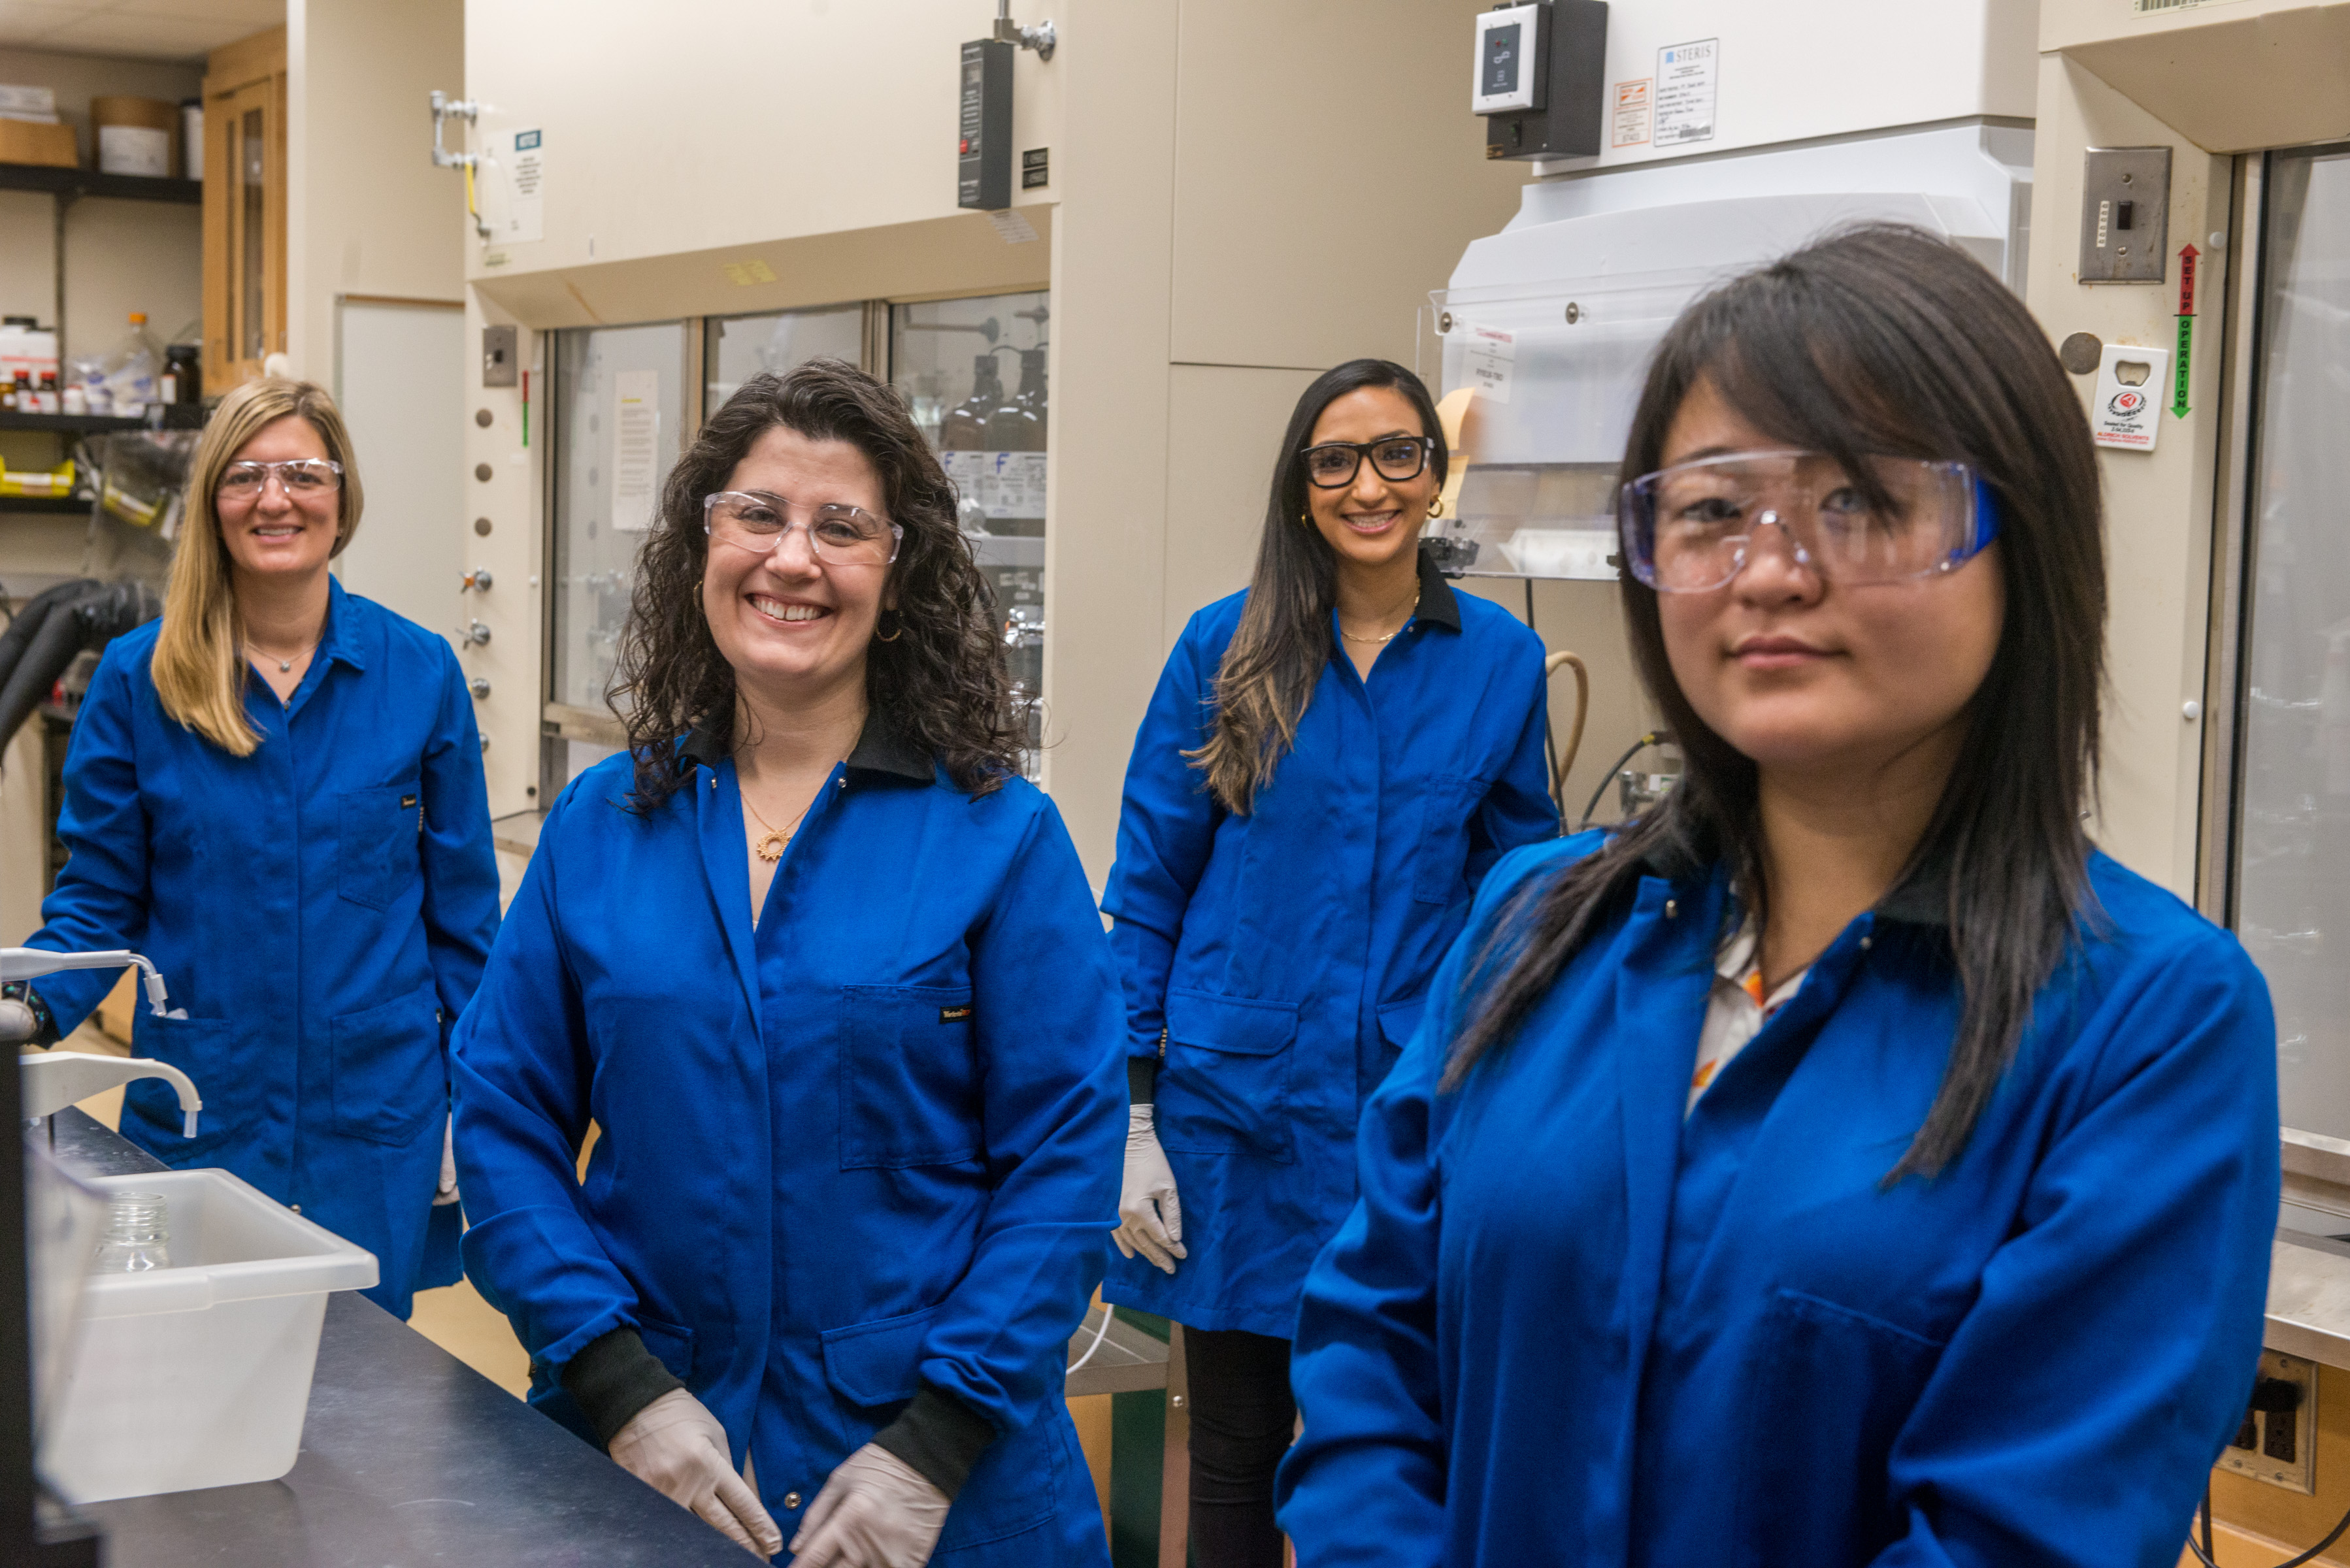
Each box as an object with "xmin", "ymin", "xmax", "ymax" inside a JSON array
[{"xmin": 201, "ymin": 28, "xmax": 286, "ymax": 393}]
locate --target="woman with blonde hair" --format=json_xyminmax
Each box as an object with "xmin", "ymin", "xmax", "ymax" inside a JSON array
[{"xmin": 18, "ymin": 376, "xmax": 500, "ymax": 1318}]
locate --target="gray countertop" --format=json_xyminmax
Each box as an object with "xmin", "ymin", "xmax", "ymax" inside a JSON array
[{"xmin": 43, "ymin": 1109, "xmax": 761, "ymax": 1566}]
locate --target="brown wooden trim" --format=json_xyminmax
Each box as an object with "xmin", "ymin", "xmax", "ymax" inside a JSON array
[{"xmin": 337, "ymin": 294, "xmax": 464, "ymax": 310}]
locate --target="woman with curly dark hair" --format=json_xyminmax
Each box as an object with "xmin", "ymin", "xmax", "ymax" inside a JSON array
[{"xmin": 452, "ymin": 360, "xmax": 1125, "ymax": 1568}]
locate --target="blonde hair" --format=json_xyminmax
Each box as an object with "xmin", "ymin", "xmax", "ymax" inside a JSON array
[{"xmin": 152, "ymin": 378, "xmax": 365, "ymax": 756}]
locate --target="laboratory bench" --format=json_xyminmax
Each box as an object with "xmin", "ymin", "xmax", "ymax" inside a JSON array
[{"xmin": 39, "ymin": 1108, "xmax": 1175, "ymax": 1565}]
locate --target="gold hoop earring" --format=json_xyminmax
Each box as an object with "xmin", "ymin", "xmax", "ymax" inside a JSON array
[
  {"xmin": 1427, "ymin": 494, "xmax": 1446, "ymax": 519},
  {"xmin": 875, "ymin": 610, "xmax": 904, "ymax": 643}
]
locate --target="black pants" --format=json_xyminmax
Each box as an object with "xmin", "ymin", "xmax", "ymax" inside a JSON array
[{"xmin": 1182, "ymin": 1326, "xmax": 1295, "ymax": 1568}]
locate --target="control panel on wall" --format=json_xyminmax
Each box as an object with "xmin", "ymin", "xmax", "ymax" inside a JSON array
[{"xmin": 1473, "ymin": 0, "xmax": 1608, "ymax": 162}]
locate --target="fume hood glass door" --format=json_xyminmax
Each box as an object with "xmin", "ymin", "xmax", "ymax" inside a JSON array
[
  {"xmin": 890, "ymin": 291, "xmax": 1050, "ymax": 776},
  {"xmin": 704, "ymin": 305, "xmax": 865, "ymax": 416},
  {"xmin": 551, "ymin": 322, "xmax": 688, "ymax": 717},
  {"xmin": 2231, "ymin": 143, "xmax": 2350, "ymax": 1141}
]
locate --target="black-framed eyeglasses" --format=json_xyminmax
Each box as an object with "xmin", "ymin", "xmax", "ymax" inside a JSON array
[{"xmin": 1299, "ymin": 436, "xmax": 1434, "ymax": 489}]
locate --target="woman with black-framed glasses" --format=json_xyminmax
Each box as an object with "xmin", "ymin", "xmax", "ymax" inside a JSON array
[
  {"xmin": 1099, "ymin": 357, "xmax": 1555, "ymax": 1565},
  {"xmin": 1277, "ymin": 227, "xmax": 2279, "ymax": 1567}
]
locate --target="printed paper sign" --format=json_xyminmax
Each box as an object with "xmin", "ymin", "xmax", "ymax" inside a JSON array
[
  {"xmin": 612, "ymin": 369, "xmax": 661, "ymax": 531},
  {"xmin": 943, "ymin": 451, "xmax": 1047, "ymax": 520},
  {"xmin": 1612, "ymin": 78, "xmax": 1653, "ymax": 148},
  {"xmin": 1461, "ymin": 324, "xmax": 1516, "ymax": 404},
  {"xmin": 2090, "ymin": 342, "xmax": 2170, "ymax": 452},
  {"xmin": 1655, "ymin": 39, "xmax": 1719, "ymax": 148},
  {"xmin": 501, "ymin": 129, "xmax": 544, "ymax": 244}
]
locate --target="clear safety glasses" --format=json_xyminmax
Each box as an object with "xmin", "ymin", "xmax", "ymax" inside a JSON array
[
  {"xmin": 1618, "ymin": 449, "xmax": 2000, "ymax": 593},
  {"xmin": 217, "ymin": 459, "xmax": 343, "ymax": 498},
  {"xmin": 703, "ymin": 491, "xmax": 902, "ymax": 567}
]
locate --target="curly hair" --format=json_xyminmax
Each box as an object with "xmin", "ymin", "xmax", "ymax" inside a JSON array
[{"xmin": 609, "ymin": 358, "xmax": 1022, "ymax": 809}]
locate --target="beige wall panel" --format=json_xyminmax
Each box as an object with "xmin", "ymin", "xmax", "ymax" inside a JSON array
[
  {"xmin": 286, "ymin": 0, "xmax": 465, "ymax": 381},
  {"xmin": 474, "ymin": 210, "xmax": 1055, "ymax": 333},
  {"xmin": 463, "ymin": 0, "xmax": 1061, "ymax": 280},
  {"xmin": 1042, "ymin": 0, "xmax": 1181, "ymax": 885},
  {"xmin": 1167, "ymin": 0, "xmax": 1523, "ymax": 372},
  {"xmin": 2043, "ymin": 0, "xmax": 2350, "ymax": 154},
  {"xmin": 2026, "ymin": 52, "xmax": 2232, "ymax": 895},
  {"xmin": 1158, "ymin": 364, "xmax": 1317, "ymax": 649},
  {"xmin": 61, "ymin": 197, "xmax": 201, "ymax": 356}
]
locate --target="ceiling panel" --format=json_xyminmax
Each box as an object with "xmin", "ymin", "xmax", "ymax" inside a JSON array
[{"xmin": 0, "ymin": 0, "xmax": 276, "ymax": 61}]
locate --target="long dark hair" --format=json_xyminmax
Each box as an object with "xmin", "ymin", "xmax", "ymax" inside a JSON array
[
  {"xmin": 610, "ymin": 358, "xmax": 1022, "ymax": 809},
  {"xmin": 1445, "ymin": 225, "xmax": 2106, "ymax": 1181},
  {"xmin": 1189, "ymin": 359, "xmax": 1448, "ymax": 811}
]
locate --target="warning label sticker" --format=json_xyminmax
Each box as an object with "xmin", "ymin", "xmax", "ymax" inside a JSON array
[
  {"xmin": 1461, "ymin": 324, "xmax": 1516, "ymax": 405},
  {"xmin": 1655, "ymin": 39, "xmax": 1719, "ymax": 148},
  {"xmin": 1612, "ymin": 78, "xmax": 1653, "ymax": 148}
]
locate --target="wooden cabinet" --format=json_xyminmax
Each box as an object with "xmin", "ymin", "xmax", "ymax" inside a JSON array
[{"xmin": 201, "ymin": 26, "xmax": 286, "ymax": 393}]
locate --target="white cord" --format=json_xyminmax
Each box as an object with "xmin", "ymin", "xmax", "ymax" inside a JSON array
[{"xmin": 1067, "ymin": 1303, "xmax": 1114, "ymax": 1374}]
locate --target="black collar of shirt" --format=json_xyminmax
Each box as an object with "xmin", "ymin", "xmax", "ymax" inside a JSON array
[
  {"xmin": 675, "ymin": 708, "xmax": 934, "ymax": 785},
  {"xmin": 1414, "ymin": 547, "xmax": 1462, "ymax": 632}
]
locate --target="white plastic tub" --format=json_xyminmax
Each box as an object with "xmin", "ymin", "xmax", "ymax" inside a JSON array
[{"xmin": 40, "ymin": 1168, "xmax": 379, "ymax": 1503}]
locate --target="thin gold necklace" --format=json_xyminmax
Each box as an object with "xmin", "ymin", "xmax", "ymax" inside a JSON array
[
  {"xmin": 1340, "ymin": 587, "xmax": 1421, "ymax": 645},
  {"xmin": 742, "ymin": 791, "xmax": 814, "ymax": 864}
]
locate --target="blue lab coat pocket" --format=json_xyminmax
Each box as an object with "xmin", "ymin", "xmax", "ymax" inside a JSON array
[
  {"xmin": 1411, "ymin": 776, "xmax": 1487, "ymax": 905},
  {"xmin": 1735, "ymin": 1288, "xmax": 1947, "ymax": 1567},
  {"xmin": 329, "ymin": 981, "xmax": 445, "ymax": 1146},
  {"xmin": 1158, "ymin": 988, "xmax": 1299, "ymax": 1163},
  {"xmin": 838, "ymin": 985, "xmax": 981, "ymax": 1169},
  {"xmin": 821, "ymin": 1304, "xmax": 939, "ymax": 1407},
  {"xmin": 335, "ymin": 777, "xmax": 424, "ymax": 911}
]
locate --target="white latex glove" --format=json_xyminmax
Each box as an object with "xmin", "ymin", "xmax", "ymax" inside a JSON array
[
  {"xmin": 787, "ymin": 1443, "xmax": 950, "ymax": 1568},
  {"xmin": 1112, "ymin": 1105, "xmax": 1185, "ymax": 1275},
  {"xmin": 433, "ymin": 1114, "xmax": 460, "ymax": 1206},
  {"xmin": 608, "ymin": 1388, "xmax": 783, "ymax": 1559}
]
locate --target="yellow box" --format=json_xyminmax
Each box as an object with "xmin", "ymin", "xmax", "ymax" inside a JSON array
[{"xmin": 0, "ymin": 118, "xmax": 77, "ymax": 169}]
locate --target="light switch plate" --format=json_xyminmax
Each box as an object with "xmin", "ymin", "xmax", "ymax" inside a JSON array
[
  {"xmin": 481, "ymin": 324, "xmax": 518, "ymax": 388},
  {"xmin": 2079, "ymin": 146, "xmax": 2172, "ymax": 284}
]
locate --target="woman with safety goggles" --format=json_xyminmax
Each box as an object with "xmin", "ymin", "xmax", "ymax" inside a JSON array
[
  {"xmin": 1100, "ymin": 357, "xmax": 1555, "ymax": 1565},
  {"xmin": 452, "ymin": 360, "xmax": 1123, "ymax": 1565},
  {"xmin": 1278, "ymin": 225, "xmax": 2278, "ymax": 1565},
  {"xmin": 17, "ymin": 376, "xmax": 501, "ymax": 1320}
]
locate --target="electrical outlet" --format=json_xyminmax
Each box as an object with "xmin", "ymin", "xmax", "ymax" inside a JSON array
[{"xmin": 2218, "ymin": 1349, "xmax": 2317, "ymax": 1494}]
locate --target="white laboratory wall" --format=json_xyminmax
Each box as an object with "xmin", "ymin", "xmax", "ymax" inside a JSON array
[
  {"xmin": 334, "ymin": 300, "xmax": 467, "ymax": 636},
  {"xmin": 285, "ymin": 0, "xmax": 466, "ymax": 382},
  {"xmin": 1527, "ymin": 0, "xmax": 2040, "ymax": 176}
]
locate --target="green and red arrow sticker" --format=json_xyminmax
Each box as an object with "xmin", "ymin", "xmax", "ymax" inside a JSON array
[{"xmin": 2173, "ymin": 242, "xmax": 2199, "ymax": 418}]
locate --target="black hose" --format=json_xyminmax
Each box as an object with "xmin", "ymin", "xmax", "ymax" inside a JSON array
[
  {"xmin": 1577, "ymin": 730, "xmax": 1671, "ymax": 832},
  {"xmin": 2187, "ymin": 1478, "xmax": 2350, "ymax": 1568},
  {"xmin": 0, "ymin": 579, "xmax": 99, "ymax": 699},
  {"xmin": 0, "ymin": 580, "xmax": 159, "ymax": 757}
]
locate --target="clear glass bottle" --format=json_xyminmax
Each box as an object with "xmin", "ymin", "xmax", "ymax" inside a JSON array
[{"xmin": 91, "ymin": 1191, "xmax": 170, "ymax": 1273}]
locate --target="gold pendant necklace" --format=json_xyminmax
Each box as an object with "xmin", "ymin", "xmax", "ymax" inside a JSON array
[{"xmin": 742, "ymin": 792, "xmax": 813, "ymax": 864}]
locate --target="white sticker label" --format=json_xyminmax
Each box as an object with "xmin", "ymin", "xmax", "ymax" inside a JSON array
[
  {"xmin": 2090, "ymin": 342, "xmax": 2170, "ymax": 451},
  {"xmin": 1612, "ymin": 78, "xmax": 1653, "ymax": 148},
  {"xmin": 503, "ymin": 129, "xmax": 544, "ymax": 244},
  {"xmin": 943, "ymin": 451, "xmax": 1047, "ymax": 519},
  {"xmin": 612, "ymin": 369, "xmax": 661, "ymax": 531},
  {"xmin": 1461, "ymin": 324, "xmax": 1516, "ymax": 404},
  {"xmin": 1655, "ymin": 39, "xmax": 1719, "ymax": 148}
]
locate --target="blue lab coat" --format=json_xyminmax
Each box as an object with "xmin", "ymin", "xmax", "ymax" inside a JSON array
[
  {"xmin": 1276, "ymin": 833, "xmax": 2281, "ymax": 1568},
  {"xmin": 1101, "ymin": 555, "xmax": 1555, "ymax": 1337},
  {"xmin": 27, "ymin": 578, "xmax": 500, "ymax": 1318},
  {"xmin": 450, "ymin": 720, "xmax": 1123, "ymax": 1565}
]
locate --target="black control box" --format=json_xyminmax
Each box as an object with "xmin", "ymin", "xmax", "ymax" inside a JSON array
[
  {"xmin": 1483, "ymin": 1, "xmax": 1608, "ymax": 163},
  {"xmin": 957, "ymin": 39, "xmax": 1014, "ymax": 211}
]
